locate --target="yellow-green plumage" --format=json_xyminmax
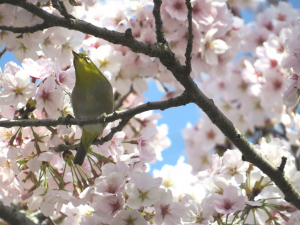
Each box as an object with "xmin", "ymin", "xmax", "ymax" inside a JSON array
[{"xmin": 71, "ymin": 51, "xmax": 114, "ymax": 165}]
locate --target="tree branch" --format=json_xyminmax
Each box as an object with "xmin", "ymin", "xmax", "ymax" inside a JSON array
[
  {"xmin": 0, "ymin": 22, "xmax": 50, "ymax": 34},
  {"xmin": 152, "ymin": 0, "xmax": 166, "ymax": 43},
  {"xmin": 50, "ymin": 118, "xmax": 130, "ymax": 152},
  {"xmin": 0, "ymin": 0, "xmax": 182, "ymax": 75},
  {"xmin": 0, "ymin": 47, "xmax": 6, "ymax": 59},
  {"xmin": 185, "ymin": 0, "xmax": 193, "ymax": 74},
  {"xmin": 1, "ymin": 0, "xmax": 300, "ymax": 211},
  {"xmin": 0, "ymin": 92, "xmax": 191, "ymax": 128},
  {"xmin": 114, "ymin": 85, "xmax": 133, "ymax": 110},
  {"xmin": 0, "ymin": 201, "xmax": 37, "ymax": 225},
  {"xmin": 186, "ymin": 79, "xmax": 300, "ymax": 209},
  {"xmin": 51, "ymin": 0, "xmax": 76, "ymax": 19}
]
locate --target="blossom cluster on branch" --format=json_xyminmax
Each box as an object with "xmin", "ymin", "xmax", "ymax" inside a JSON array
[{"xmin": 0, "ymin": 0, "xmax": 300, "ymax": 224}]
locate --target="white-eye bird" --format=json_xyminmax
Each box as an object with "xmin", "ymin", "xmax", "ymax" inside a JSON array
[{"xmin": 71, "ymin": 51, "xmax": 114, "ymax": 165}]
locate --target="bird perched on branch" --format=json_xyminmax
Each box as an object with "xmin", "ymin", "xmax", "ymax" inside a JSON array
[{"xmin": 71, "ymin": 51, "xmax": 114, "ymax": 165}]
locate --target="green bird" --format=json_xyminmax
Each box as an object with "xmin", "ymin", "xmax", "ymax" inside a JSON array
[{"xmin": 71, "ymin": 51, "xmax": 114, "ymax": 165}]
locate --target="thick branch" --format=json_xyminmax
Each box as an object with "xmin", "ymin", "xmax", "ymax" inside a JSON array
[
  {"xmin": 180, "ymin": 74, "xmax": 300, "ymax": 209},
  {"xmin": 0, "ymin": 201, "xmax": 36, "ymax": 225},
  {"xmin": 1, "ymin": 0, "xmax": 300, "ymax": 211},
  {"xmin": 0, "ymin": 0, "xmax": 184, "ymax": 77}
]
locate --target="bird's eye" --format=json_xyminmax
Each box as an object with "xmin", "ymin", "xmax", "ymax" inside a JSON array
[{"xmin": 85, "ymin": 56, "xmax": 91, "ymax": 63}]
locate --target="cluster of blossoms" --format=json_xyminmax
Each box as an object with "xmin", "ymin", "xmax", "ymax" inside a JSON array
[
  {"xmin": 0, "ymin": 0, "xmax": 299, "ymax": 224},
  {"xmin": 184, "ymin": 1, "xmax": 300, "ymax": 172}
]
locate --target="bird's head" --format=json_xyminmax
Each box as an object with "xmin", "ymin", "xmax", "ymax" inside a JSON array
[
  {"xmin": 72, "ymin": 51, "xmax": 96, "ymax": 71},
  {"xmin": 72, "ymin": 51, "xmax": 107, "ymax": 84}
]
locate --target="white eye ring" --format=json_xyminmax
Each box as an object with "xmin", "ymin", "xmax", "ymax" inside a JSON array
[{"xmin": 85, "ymin": 56, "xmax": 91, "ymax": 63}]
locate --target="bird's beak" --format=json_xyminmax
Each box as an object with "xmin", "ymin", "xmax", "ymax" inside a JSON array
[{"xmin": 72, "ymin": 50, "xmax": 80, "ymax": 59}]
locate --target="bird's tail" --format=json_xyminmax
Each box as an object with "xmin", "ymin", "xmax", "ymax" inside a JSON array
[{"xmin": 74, "ymin": 129, "xmax": 100, "ymax": 165}]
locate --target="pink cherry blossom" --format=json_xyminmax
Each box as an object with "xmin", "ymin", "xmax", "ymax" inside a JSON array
[
  {"xmin": 22, "ymin": 58, "xmax": 53, "ymax": 79},
  {"xmin": 137, "ymin": 128, "xmax": 157, "ymax": 163},
  {"xmin": 221, "ymin": 149, "xmax": 249, "ymax": 184},
  {"xmin": 0, "ymin": 70, "xmax": 37, "ymax": 109},
  {"xmin": 0, "ymin": 154, "xmax": 14, "ymax": 186},
  {"xmin": 213, "ymin": 184, "xmax": 246, "ymax": 214},
  {"xmin": 199, "ymin": 29, "xmax": 229, "ymax": 65},
  {"xmin": 164, "ymin": 0, "xmax": 188, "ymax": 21},
  {"xmin": 94, "ymin": 194, "xmax": 125, "ymax": 223},
  {"xmin": 154, "ymin": 189, "xmax": 185, "ymax": 225},
  {"xmin": 283, "ymin": 73, "xmax": 300, "ymax": 107},
  {"xmin": 54, "ymin": 58, "xmax": 75, "ymax": 90},
  {"xmin": 181, "ymin": 195, "xmax": 213, "ymax": 224},
  {"xmin": 126, "ymin": 172, "xmax": 162, "ymax": 209},
  {"xmin": 35, "ymin": 76, "xmax": 64, "ymax": 116},
  {"xmin": 110, "ymin": 209, "xmax": 148, "ymax": 225}
]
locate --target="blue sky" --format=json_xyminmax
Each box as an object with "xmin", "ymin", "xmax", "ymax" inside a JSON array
[{"xmin": 0, "ymin": 1, "xmax": 300, "ymax": 172}]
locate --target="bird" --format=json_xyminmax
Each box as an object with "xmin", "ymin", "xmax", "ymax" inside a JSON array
[{"xmin": 71, "ymin": 51, "xmax": 114, "ymax": 165}]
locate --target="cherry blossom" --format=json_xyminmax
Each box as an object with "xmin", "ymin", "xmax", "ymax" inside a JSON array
[
  {"xmin": 199, "ymin": 28, "xmax": 229, "ymax": 65},
  {"xmin": 0, "ymin": 0, "xmax": 299, "ymax": 224},
  {"xmin": 213, "ymin": 184, "xmax": 246, "ymax": 214},
  {"xmin": 153, "ymin": 189, "xmax": 185, "ymax": 225},
  {"xmin": 110, "ymin": 209, "xmax": 148, "ymax": 225},
  {"xmin": 35, "ymin": 76, "xmax": 64, "ymax": 116},
  {"xmin": 0, "ymin": 70, "xmax": 37, "ymax": 109},
  {"xmin": 126, "ymin": 172, "xmax": 162, "ymax": 209}
]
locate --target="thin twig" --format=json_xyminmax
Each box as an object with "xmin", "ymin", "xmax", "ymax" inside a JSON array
[
  {"xmin": 51, "ymin": 0, "xmax": 76, "ymax": 19},
  {"xmin": 184, "ymin": 0, "xmax": 193, "ymax": 74},
  {"xmin": 50, "ymin": 118, "xmax": 130, "ymax": 152},
  {"xmin": 0, "ymin": 92, "xmax": 191, "ymax": 128},
  {"xmin": 114, "ymin": 85, "xmax": 133, "ymax": 110},
  {"xmin": 0, "ymin": 22, "xmax": 50, "ymax": 34},
  {"xmin": 1, "ymin": 0, "xmax": 300, "ymax": 211},
  {"xmin": 278, "ymin": 156, "xmax": 287, "ymax": 173},
  {"xmin": 152, "ymin": 0, "xmax": 166, "ymax": 43},
  {"xmin": 0, "ymin": 48, "xmax": 6, "ymax": 59}
]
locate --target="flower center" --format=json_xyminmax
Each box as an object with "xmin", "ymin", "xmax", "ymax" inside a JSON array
[
  {"xmin": 224, "ymin": 199, "xmax": 233, "ymax": 210},
  {"xmin": 161, "ymin": 204, "xmax": 171, "ymax": 217},
  {"xmin": 139, "ymin": 189, "xmax": 149, "ymax": 201},
  {"xmin": 124, "ymin": 215, "xmax": 136, "ymax": 225},
  {"xmin": 15, "ymin": 85, "xmax": 24, "ymax": 95},
  {"xmin": 42, "ymin": 91, "xmax": 51, "ymax": 101}
]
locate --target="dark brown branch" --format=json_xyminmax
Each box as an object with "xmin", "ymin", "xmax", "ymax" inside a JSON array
[
  {"xmin": 0, "ymin": 22, "xmax": 50, "ymax": 34},
  {"xmin": 184, "ymin": 0, "xmax": 193, "ymax": 74},
  {"xmin": 153, "ymin": 0, "xmax": 166, "ymax": 43},
  {"xmin": 114, "ymin": 85, "xmax": 133, "ymax": 110},
  {"xmin": 0, "ymin": 48, "xmax": 6, "ymax": 59},
  {"xmin": 0, "ymin": 0, "xmax": 182, "ymax": 75},
  {"xmin": 50, "ymin": 118, "xmax": 130, "ymax": 152},
  {"xmin": 0, "ymin": 201, "xmax": 36, "ymax": 225},
  {"xmin": 0, "ymin": 92, "xmax": 191, "ymax": 128},
  {"xmin": 51, "ymin": 0, "xmax": 75, "ymax": 19},
  {"xmin": 185, "ymin": 77, "xmax": 300, "ymax": 209},
  {"xmin": 235, "ymin": 183, "xmax": 261, "ymax": 223},
  {"xmin": 95, "ymin": 118, "xmax": 130, "ymax": 145},
  {"xmin": 278, "ymin": 156, "xmax": 287, "ymax": 173},
  {"xmin": 1, "ymin": 0, "xmax": 300, "ymax": 211}
]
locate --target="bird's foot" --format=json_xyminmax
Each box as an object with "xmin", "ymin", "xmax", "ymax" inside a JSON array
[
  {"xmin": 65, "ymin": 114, "xmax": 74, "ymax": 128},
  {"xmin": 99, "ymin": 113, "xmax": 107, "ymax": 123}
]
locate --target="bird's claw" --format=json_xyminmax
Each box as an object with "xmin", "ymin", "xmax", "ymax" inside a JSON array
[
  {"xmin": 99, "ymin": 113, "xmax": 107, "ymax": 123},
  {"xmin": 65, "ymin": 114, "xmax": 74, "ymax": 128}
]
